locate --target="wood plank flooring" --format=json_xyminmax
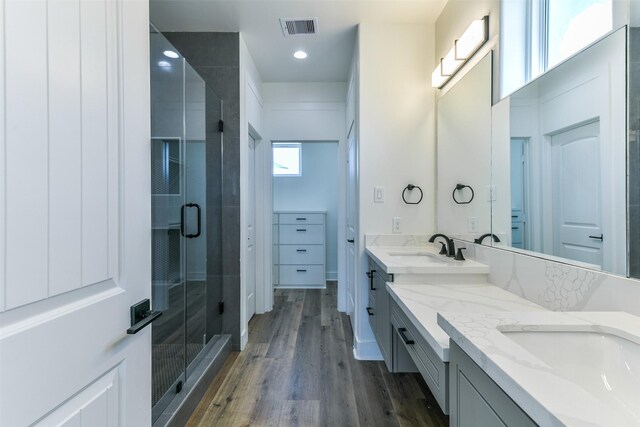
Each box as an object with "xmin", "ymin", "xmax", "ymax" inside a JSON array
[{"xmin": 187, "ymin": 283, "xmax": 448, "ymax": 427}]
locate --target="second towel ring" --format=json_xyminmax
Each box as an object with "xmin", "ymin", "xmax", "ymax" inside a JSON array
[
  {"xmin": 452, "ymin": 183, "xmax": 474, "ymax": 205},
  {"xmin": 402, "ymin": 184, "xmax": 423, "ymax": 205}
]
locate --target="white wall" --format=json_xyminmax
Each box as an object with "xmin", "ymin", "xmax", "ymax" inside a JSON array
[
  {"xmin": 273, "ymin": 142, "xmax": 339, "ymax": 278},
  {"xmin": 355, "ymin": 23, "xmax": 435, "ymax": 359}
]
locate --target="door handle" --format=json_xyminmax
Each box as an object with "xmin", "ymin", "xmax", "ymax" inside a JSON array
[
  {"xmin": 398, "ymin": 327, "xmax": 414, "ymax": 345},
  {"xmin": 181, "ymin": 203, "xmax": 201, "ymax": 238},
  {"xmin": 127, "ymin": 299, "xmax": 162, "ymax": 334},
  {"xmin": 588, "ymin": 234, "xmax": 604, "ymax": 241},
  {"xmin": 347, "ymin": 239, "xmax": 354, "ymax": 243},
  {"xmin": 366, "ymin": 307, "xmax": 374, "ymax": 316}
]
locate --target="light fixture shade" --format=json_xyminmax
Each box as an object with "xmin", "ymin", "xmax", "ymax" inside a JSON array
[
  {"xmin": 432, "ymin": 67, "xmax": 447, "ymax": 88},
  {"xmin": 455, "ymin": 17, "xmax": 488, "ymax": 60},
  {"xmin": 441, "ymin": 47, "xmax": 464, "ymax": 76}
]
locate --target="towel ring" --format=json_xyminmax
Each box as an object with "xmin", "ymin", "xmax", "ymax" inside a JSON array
[
  {"xmin": 452, "ymin": 183, "xmax": 474, "ymax": 205},
  {"xmin": 402, "ymin": 184, "xmax": 423, "ymax": 205}
]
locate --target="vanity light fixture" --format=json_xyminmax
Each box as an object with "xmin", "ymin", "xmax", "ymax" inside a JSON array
[
  {"xmin": 432, "ymin": 16, "xmax": 489, "ymax": 89},
  {"xmin": 163, "ymin": 50, "xmax": 179, "ymax": 59},
  {"xmin": 293, "ymin": 50, "xmax": 308, "ymax": 59}
]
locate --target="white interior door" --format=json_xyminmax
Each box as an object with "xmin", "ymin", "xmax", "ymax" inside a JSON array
[
  {"xmin": 346, "ymin": 124, "xmax": 357, "ymax": 322},
  {"xmin": 551, "ymin": 121, "xmax": 603, "ymax": 268},
  {"xmin": 247, "ymin": 135, "xmax": 256, "ymax": 320},
  {"xmin": 0, "ymin": 1, "xmax": 151, "ymax": 425},
  {"xmin": 510, "ymin": 138, "xmax": 527, "ymax": 249}
]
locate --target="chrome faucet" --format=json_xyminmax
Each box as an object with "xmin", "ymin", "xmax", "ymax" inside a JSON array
[
  {"xmin": 474, "ymin": 233, "xmax": 501, "ymax": 245},
  {"xmin": 428, "ymin": 233, "xmax": 455, "ymax": 257}
]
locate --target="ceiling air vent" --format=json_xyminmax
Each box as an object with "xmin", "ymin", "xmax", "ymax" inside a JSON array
[{"xmin": 280, "ymin": 18, "xmax": 318, "ymax": 36}]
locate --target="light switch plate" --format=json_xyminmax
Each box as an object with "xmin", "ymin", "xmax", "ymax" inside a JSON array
[{"xmin": 374, "ymin": 186, "xmax": 385, "ymax": 203}]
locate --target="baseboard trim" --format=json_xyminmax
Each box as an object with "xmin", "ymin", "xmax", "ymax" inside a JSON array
[{"xmin": 353, "ymin": 336, "xmax": 383, "ymax": 361}]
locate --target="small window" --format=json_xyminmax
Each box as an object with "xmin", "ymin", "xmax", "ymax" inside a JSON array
[
  {"xmin": 547, "ymin": 0, "xmax": 612, "ymax": 68},
  {"xmin": 273, "ymin": 143, "xmax": 302, "ymax": 176}
]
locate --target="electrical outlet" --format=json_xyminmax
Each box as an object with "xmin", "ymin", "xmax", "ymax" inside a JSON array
[
  {"xmin": 392, "ymin": 217, "xmax": 402, "ymax": 233},
  {"xmin": 487, "ymin": 185, "xmax": 497, "ymax": 202},
  {"xmin": 468, "ymin": 216, "xmax": 478, "ymax": 233},
  {"xmin": 374, "ymin": 186, "xmax": 385, "ymax": 203}
]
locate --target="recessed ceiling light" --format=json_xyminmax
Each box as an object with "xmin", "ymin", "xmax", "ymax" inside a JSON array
[
  {"xmin": 293, "ymin": 50, "xmax": 308, "ymax": 59},
  {"xmin": 163, "ymin": 50, "xmax": 179, "ymax": 59},
  {"xmin": 158, "ymin": 60, "xmax": 171, "ymax": 67}
]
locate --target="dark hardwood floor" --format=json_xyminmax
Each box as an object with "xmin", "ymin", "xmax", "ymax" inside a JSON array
[{"xmin": 187, "ymin": 282, "xmax": 449, "ymax": 426}]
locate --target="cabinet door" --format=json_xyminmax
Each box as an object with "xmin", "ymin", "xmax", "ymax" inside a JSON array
[{"xmin": 449, "ymin": 342, "xmax": 538, "ymax": 427}]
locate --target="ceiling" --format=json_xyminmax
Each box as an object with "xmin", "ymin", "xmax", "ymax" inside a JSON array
[{"xmin": 150, "ymin": 0, "xmax": 447, "ymax": 82}]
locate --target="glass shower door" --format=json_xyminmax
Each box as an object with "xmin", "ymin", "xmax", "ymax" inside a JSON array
[
  {"xmin": 150, "ymin": 24, "xmax": 225, "ymax": 422},
  {"xmin": 150, "ymin": 25, "xmax": 187, "ymax": 418}
]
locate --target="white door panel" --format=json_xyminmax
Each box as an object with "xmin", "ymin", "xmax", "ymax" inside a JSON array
[
  {"xmin": 346, "ymin": 125, "xmax": 357, "ymax": 321},
  {"xmin": 551, "ymin": 121, "xmax": 603, "ymax": 268},
  {"xmin": 247, "ymin": 135, "xmax": 256, "ymax": 320},
  {"xmin": 0, "ymin": 0, "xmax": 151, "ymax": 425}
]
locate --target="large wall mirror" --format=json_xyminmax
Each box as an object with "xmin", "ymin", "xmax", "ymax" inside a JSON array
[
  {"xmin": 491, "ymin": 27, "xmax": 627, "ymax": 276},
  {"xmin": 437, "ymin": 52, "xmax": 493, "ymax": 242}
]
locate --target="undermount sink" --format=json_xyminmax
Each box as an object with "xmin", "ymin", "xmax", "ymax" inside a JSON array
[
  {"xmin": 387, "ymin": 251, "xmax": 451, "ymax": 264},
  {"xmin": 502, "ymin": 329, "xmax": 640, "ymax": 422}
]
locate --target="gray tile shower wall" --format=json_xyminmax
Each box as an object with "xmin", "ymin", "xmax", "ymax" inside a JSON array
[{"xmin": 166, "ymin": 32, "xmax": 242, "ymax": 349}]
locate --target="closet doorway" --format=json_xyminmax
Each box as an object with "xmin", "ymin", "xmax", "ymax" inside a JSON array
[{"xmin": 272, "ymin": 141, "xmax": 339, "ymax": 290}]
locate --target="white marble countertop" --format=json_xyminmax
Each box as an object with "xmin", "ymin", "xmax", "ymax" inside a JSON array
[
  {"xmin": 366, "ymin": 244, "xmax": 490, "ymax": 275},
  {"xmin": 387, "ymin": 283, "xmax": 546, "ymax": 361},
  {"xmin": 437, "ymin": 311, "xmax": 640, "ymax": 427}
]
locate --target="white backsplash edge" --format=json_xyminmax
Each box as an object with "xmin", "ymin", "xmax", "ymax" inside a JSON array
[
  {"xmin": 455, "ymin": 238, "xmax": 640, "ymax": 317},
  {"xmin": 365, "ymin": 234, "xmax": 433, "ymax": 247}
]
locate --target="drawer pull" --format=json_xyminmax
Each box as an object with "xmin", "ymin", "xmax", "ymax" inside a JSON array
[
  {"xmin": 296, "ymin": 228, "xmax": 307, "ymax": 232},
  {"xmin": 366, "ymin": 307, "xmax": 374, "ymax": 316},
  {"xmin": 398, "ymin": 327, "xmax": 415, "ymax": 345},
  {"xmin": 296, "ymin": 217, "xmax": 307, "ymax": 221},
  {"xmin": 296, "ymin": 249, "xmax": 307, "ymax": 253},
  {"xmin": 367, "ymin": 270, "xmax": 377, "ymax": 290},
  {"xmin": 296, "ymin": 269, "xmax": 307, "ymax": 273}
]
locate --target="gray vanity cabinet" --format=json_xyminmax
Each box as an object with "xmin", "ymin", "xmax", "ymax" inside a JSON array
[
  {"xmin": 449, "ymin": 341, "xmax": 538, "ymax": 427},
  {"xmin": 367, "ymin": 260, "xmax": 392, "ymax": 371},
  {"xmin": 391, "ymin": 299, "xmax": 449, "ymax": 413}
]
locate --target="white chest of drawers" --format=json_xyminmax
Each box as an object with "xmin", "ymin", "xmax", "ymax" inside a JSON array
[{"xmin": 273, "ymin": 211, "xmax": 326, "ymax": 288}]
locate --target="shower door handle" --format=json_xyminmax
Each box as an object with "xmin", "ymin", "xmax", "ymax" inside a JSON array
[{"xmin": 181, "ymin": 203, "xmax": 202, "ymax": 238}]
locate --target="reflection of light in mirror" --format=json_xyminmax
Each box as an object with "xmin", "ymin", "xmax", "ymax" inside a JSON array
[
  {"xmin": 432, "ymin": 67, "xmax": 447, "ymax": 88},
  {"xmin": 158, "ymin": 60, "xmax": 171, "ymax": 68},
  {"xmin": 442, "ymin": 47, "xmax": 464, "ymax": 76},
  {"xmin": 163, "ymin": 50, "xmax": 179, "ymax": 59},
  {"xmin": 456, "ymin": 18, "xmax": 488, "ymax": 59},
  {"xmin": 432, "ymin": 16, "xmax": 488, "ymax": 88}
]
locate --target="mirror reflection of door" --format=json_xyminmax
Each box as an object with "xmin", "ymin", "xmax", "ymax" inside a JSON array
[
  {"xmin": 550, "ymin": 121, "xmax": 603, "ymax": 269},
  {"xmin": 510, "ymin": 138, "xmax": 528, "ymax": 249},
  {"xmin": 247, "ymin": 135, "xmax": 256, "ymax": 320}
]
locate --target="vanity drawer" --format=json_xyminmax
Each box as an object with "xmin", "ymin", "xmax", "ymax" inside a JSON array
[
  {"xmin": 391, "ymin": 301, "xmax": 448, "ymax": 414},
  {"xmin": 279, "ymin": 265, "xmax": 324, "ymax": 286},
  {"xmin": 279, "ymin": 225, "xmax": 324, "ymax": 245},
  {"xmin": 279, "ymin": 213, "xmax": 324, "ymax": 225},
  {"xmin": 279, "ymin": 245, "xmax": 323, "ymax": 265}
]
